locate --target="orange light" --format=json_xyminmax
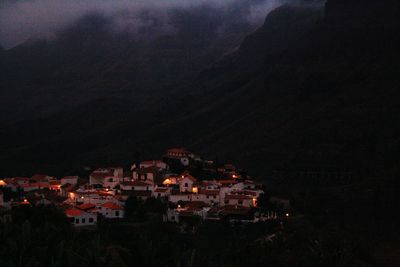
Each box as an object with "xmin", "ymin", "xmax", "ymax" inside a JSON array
[
  {"xmin": 0, "ymin": 180, "xmax": 7, "ymax": 186},
  {"xmin": 252, "ymin": 197, "xmax": 257, "ymax": 207},
  {"xmin": 163, "ymin": 178, "xmax": 171, "ymax": 185},
  {"xmin": 192, "ymin": 187, "xmax": 198, "ymax": 194},
  {"xmin": 232, "ymin": 174, "xmax": 238, "ymax": 179},
  {"xmin": 69, "ymin": 192, "xmax": 75, "ymax": 199},
  {"xmin": 285, "ymin": 213, "xmax": 289, "ymax": 217}
]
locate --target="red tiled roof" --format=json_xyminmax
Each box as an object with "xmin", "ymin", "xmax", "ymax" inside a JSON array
[
  {"xmin": 65, "ymin": 208, "xmax": 84, "ymax": 217},
  {"xmin": 102, "ymin": 202, "xmax": 123, "ymax": 210},
  {"xmin": 77, "ymin": 203, "xmax": 96, "ymax": 210}
]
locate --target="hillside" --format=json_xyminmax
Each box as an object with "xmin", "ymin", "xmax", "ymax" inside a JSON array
[{"xmin": 0, "ymin": 0, "xmax": 399, "ymax": 182}]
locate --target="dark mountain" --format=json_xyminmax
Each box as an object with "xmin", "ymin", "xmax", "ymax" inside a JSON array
[
  {"xmin": 0, "ymin": 2, "xmax": 257, "ymax": 124},
  {"xmin": 1, "ymin": 0, "xmax": 399, "ymax": 182}
]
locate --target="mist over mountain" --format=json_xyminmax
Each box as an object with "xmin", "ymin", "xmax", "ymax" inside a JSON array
[
  {"xmin": 0, "ymin": 0, "xmax": 286, "ymax": 49},
  {"xmin": 1, "ymin": 0, "xmax": 399, "ymax": 181}
]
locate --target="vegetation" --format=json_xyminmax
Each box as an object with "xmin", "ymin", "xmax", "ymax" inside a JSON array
[{"xmin": 0, "ymin": 204, "xmax": 383, "ymax": 267}]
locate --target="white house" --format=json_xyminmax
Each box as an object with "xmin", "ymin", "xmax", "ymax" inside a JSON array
[
  {"xmin": 169, "ymin": 193, "xmax": 192, "ymax": 203},
  {"xmin": 224, "ymin": 194, "xmax": 255, "ymax": 207},
  {"xmin": 4, "ymin": 177, "xmax": 30, "ymax": 192},
  {"xmin": 132, "ymin": 167, "xmax": 158, "ymax": 184},
  {"xmin": 178, "ymin": 174, "xmax": 197, "ymax": 193},
  {"xmin": 61, "ymin": 176, "xmax": 78, "ymax": 186},
  {"xmin": 89, "ymin": 167, "xmax": 123, "ymax": 187},
  {"xmin": 153, "ymin": 187, "xmax": 171, "ymax": 198},
  {"xmin": 120, "ymin": 181, "xmax": 154, "ymax": 192},
  {"xmin": 100, "ymin": 202, "xmax": 124, "ymax": 219},
  {"xmin": 65, "ymin": 208, "xmax": 97, "ymax": 226},
  {"xmin": 132, "ymin": 160, "xmax": 169, "ymax": 170},
  {"xmin": 191, "ymin": 190, "xmax": 220, "ymax": 205}
]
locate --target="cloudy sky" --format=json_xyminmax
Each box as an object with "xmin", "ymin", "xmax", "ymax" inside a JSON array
[{"xmin": 0, "ymin": 0, "xmax": 287, "ymax": 49}]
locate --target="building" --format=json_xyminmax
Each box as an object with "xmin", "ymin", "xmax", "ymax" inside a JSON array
[
  {"xmin": 100, "ymin": 202, "xmax": 124, "ymax": 219},
  {"xmin": 120, "ymin": 181, "xmax": 153, "ymax": 192},
  {"xmin": 132, "ymin": 160, "xmax": 169, "ymax": 170},
  {"xmin": 31, "ymin": 174, "xmax": 52, "ymax": 183},
  {"xmin": 169, "ymin": 193, "xmax": 192, "ymax": 203},
  {"xmin": 65, "ymin": 208, "xmax": 97, "ymax": 227},
  {"xmin": 191, "ymin": 189, "xmax": 220, "ymax": 205},
  {"xmin": 224, "ymin": 194, "xmax": 255, "ymax": 207},
  {"xmin": 178, "ymin": 174, "xmax": 197, "ymax": 193},
  {"xmin": 89, "ymin": 167, "xmax": 123, "ymax": 188},
  {"xmin": 164, "ymin": 148, "xmax": 194, "ymax": 166},
  {"xmin": 132, "ymin": 167, "xmax": 158, "ymax": 184},
  {"xmin": 153, "ymin": 187, "xmax": 170, "ymax": 198},
  {"xmin": 61, "ymin": 176, "xmax": 78, "ymax": 186}
]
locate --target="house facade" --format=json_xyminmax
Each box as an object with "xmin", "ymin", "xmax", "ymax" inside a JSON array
[{"xmin": 65, "ymin": 208, "xmax": 97, "ymax": 226}]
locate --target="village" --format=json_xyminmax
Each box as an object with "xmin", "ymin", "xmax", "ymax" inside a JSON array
[{"xmin": 0, "ymin": 148, "xmax": 289, "ymax": 227}]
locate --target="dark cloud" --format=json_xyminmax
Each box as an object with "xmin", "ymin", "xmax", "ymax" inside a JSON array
[{"xmin": 0, "ymin": 0, "xmax": 287, "ymax": 49}]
